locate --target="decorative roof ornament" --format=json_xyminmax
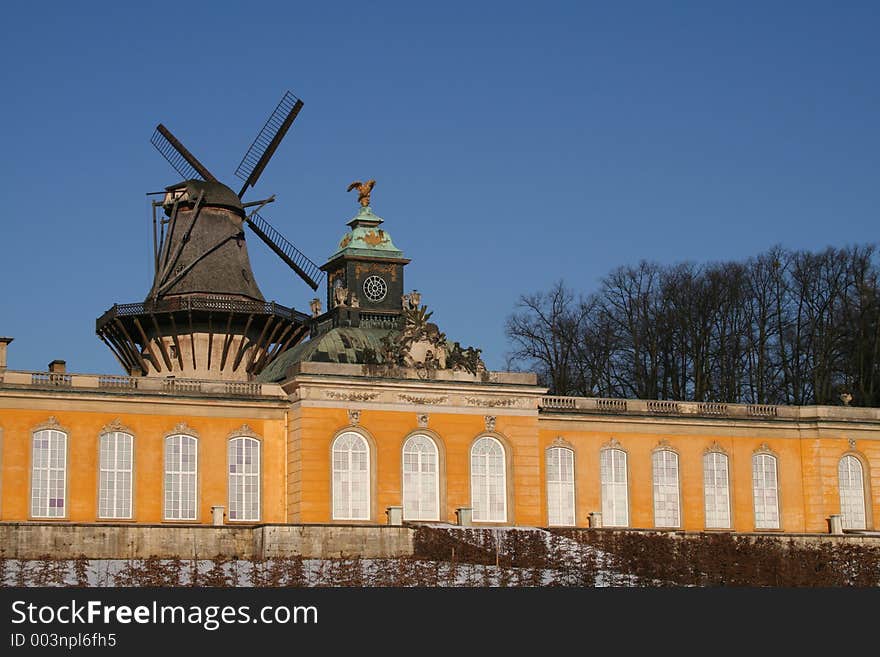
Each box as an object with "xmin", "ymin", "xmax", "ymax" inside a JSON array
[{"xmin": 347, "ymin": 179, "xmax": 376, "ymax": 207}]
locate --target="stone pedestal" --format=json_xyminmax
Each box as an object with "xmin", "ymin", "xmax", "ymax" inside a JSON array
[
  {"xmin": 828, "ymin": 514, "xmax": 843, "ymax": 535},
  {"xmin": 385, "ymin": 506, "xmax": 403, "ymax": 526},
  {"xmin": 0, "ymin": 337, "xmax": 12, "ymax": 369}
]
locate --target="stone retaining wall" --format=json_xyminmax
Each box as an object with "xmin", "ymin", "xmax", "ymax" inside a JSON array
[{"xmin": 0, "ymin": 523, "xmax": 414, "ymax": 560}]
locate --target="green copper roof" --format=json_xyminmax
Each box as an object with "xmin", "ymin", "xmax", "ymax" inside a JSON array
[
  {"xmin": 257, "ymin": 326, "xmax": 399, "ymax": 382},
  {"xmin": 327, "ymin": 206, "xmax": 404, "ymax": 260}
]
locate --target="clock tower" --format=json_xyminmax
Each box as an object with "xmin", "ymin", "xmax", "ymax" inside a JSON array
[{"xmin": 317, "ymin": 190, "xmax": 410, "ymax": 332}]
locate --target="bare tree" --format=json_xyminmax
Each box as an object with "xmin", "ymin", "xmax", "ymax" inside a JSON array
[{"xmin": 506, "ymin": 244, "xmax": 880, "ymax": 406}]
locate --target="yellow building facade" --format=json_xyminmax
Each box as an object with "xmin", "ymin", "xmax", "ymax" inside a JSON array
[{"xmin": 0, "ymin": 357, "xmax": 878, "ymax": 534}]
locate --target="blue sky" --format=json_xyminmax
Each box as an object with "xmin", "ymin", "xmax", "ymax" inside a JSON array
[{"xmin": 1, "ymin": 1, "xmax": 878, "ymax": 374}]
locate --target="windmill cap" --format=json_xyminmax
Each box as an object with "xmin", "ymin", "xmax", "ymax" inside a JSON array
[{"xmin": 163, "ymin": 179, "xmax": 244, "ymax": 215}]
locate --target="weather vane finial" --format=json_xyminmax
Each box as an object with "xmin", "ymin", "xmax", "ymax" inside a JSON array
[{"xmin": 347, "ymin": 179, "xmax": 376, "ymax": 207}]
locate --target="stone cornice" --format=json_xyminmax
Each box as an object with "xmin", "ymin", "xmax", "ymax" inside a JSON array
[
  {"xmin": 538, "ymin": 413, "xmax": 880, "ymax": 440},
  {"xmin": 285, "ymin": 368, "xmax": 545, "ymax": 410},
  {"xmin": 0, "ymin": 385, "xmax": 289, "ymax": 414},
  {"xmin": 538, "ymin": 411, "xmax": 880, "ymax": 433},
  {"xmin": 0, "ymin": 393, "xmax": 288, "ymax": 419}
]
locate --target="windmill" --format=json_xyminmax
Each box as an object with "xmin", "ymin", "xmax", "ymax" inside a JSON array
[{"xmin": 96, "ymin": 91, "xmax": 322, "ymax": 381}]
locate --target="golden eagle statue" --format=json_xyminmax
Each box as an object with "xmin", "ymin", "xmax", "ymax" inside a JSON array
[{"xmin": 347, "ymin": 179, "xmax": 376, "ymax": 207}]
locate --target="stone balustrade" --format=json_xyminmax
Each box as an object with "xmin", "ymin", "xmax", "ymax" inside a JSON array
[
  {"xmin": 0, "ymin": 370, "xmax": 285, "ymax": 399},
  {"xmin": 540, "ymin": 394, "xmax": 880, "ymax": 421}
]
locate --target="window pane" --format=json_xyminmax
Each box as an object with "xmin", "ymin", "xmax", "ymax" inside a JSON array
[
  {"xmin": 228, "ymin": 437, "xmax": 261, "ymax": 521},
  {"xmin": 164, "ymin": 434, "xmax": 198, "ymax": 520},
  {"xmin": 703, "ymin": 452, "xmax": 730, "ymax": 528},
  {"xmin": 332, "ymin": 432, "xmax": 370, "ymax": 520},
  {"xmin": 838, "ymin": 455, "xmax": 866, "ymax": 530},
  {"xmin": 601, "ymin": 448, "xmax": 628, "ymax": 527},
  {"xmin": 547, "ymin": 447, "xmax": 575, "ymax": 526},
  {"xmin": 31, "ymin": 430, "xmax": 67, "ymax": 518},
  {"xmin": 752, "ymin": 454, "xmax": 779, "ymax": 529},
  {"xmin": 99, "ymin": 432, "xmax": 133, "ymax": 519},
  {"xmin": 402, "ymin": 435, "xmax": 439, "ymax": 521},
  {"xmin": 652, "ymin": 450, "xmax": 680, "ymax": 528},
  {"xmin": 471, "ymin": 437, "xmax": 506, "ymax": 522}
]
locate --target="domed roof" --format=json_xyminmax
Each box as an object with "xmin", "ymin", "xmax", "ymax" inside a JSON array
[
  {"xmin": 328, "ymin": 206, "xmax": 404, "ymax": 260},
  {"xmin": 257, "ymin": 326, "xmax": 398, "ymax": 381}
]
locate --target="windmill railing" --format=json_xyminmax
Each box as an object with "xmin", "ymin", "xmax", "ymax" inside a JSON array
[
  {"xmin": 1, "ymin": 370, "xmax": 286, "ymax": 399},
  {"xmin": 97, "ymin": 296, "xmax": 310, "ymax": 328}
]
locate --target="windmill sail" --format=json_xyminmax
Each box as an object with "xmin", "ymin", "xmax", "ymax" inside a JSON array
[
  {"xmin": 246, "ymin": 211, "xmax": 323, "ymax": 290},
  {"xmin": 235, "ymin": 91, "xmax": 303, "ymax": 197},
  {"xmin": 150, "ymin": 125, "xmax": 217, "ymax": 182}
]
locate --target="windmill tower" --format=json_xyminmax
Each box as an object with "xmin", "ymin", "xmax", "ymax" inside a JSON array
[{"xmin": 96, "ymin": 91, "xmax": 323, "ymax": 381}]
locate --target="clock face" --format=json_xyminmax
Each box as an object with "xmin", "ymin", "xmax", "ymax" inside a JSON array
[{"xmin": 363, "ymin": 275, "xmax": 388, "ymax": 302}]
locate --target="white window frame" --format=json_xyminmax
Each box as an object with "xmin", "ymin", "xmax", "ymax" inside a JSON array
[
  {"xmin": 546, "ymin": 446, "xmax": 575, "ymax": 526},
  {"xmin": 228, "ymin": 436, "xmax": 261, "ymax": 522},
  {"xmin": 752, "ymin": 453, "xmax": 780, "ymax": 530},
  {"xmin": 838, "ymin": 455, "xmax": 867, "ymax": 530},
  {"xmin": 332, "ymin": 431, "xmax": 371, "ymax": 521},
  {"xmin": 31, "ymin": 429, "xmax": 67, "ymax": 518},
  {"xmin": 470, "ymin": 436, "xmax": 507, "ymax": 523},
  {"xmin": 600, "ymin": 447, "xmax": 629, "ymax": 527},
  {"xmin": 98, "ymin": 431, "xmax": 133, "ymax": 519},
  {"xmin": 164, "ymin": 434, "xmax": 198, "ymax": 521},
  {"xmin": 402, "ymin": 434, "xmax": 440, "ymax": 521},
  {"xmin": 703, "ymin": 451, "xmax": 731, "ymax": 529},
  {"xmin": 652, "ymin": 449, "xmax": 680, "ymax": 528}
]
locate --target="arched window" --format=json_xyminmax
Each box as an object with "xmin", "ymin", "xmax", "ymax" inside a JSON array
[
  {"xmin": 752, "ymin": 453, "xmax": 779, "ymax": 529},
  {"xmin": 98, "ymin": 431, "xmax": 133, "ymax": 519},
  {"xmin": 164, "ymin": 434, "xmax": 197, "ymax": 521},
  {"xmin": 652, "ymin": 449, "xmax": 680, "ymax": 528},
  {"xmin": 600, "ymin": 447, "xmax": 628, "ymax": 527},
  {"xmin": 332, "ymin": 432, "xmax": 370, "ymax": 520},
  {"xmin": 31, "ymin": 429, "xmax": 67, "ymax": 518},
  {"xmin": 402, "ymin": 434, "xmax": 439, "ymax": 521},
  {"xmin": 471, "ymin": 437, "xmax": 507, "ymax": 523},
  {"xmin": 703, "ymin": 451, "xmax": 730, "ymax": 529},
  {"xmin": 228, "ymin": 436, "xmax": 260, "ymax": 522},
  {"xmin": 546, "ymin": 446, "xmax": 575, "ymax": 526},
  {"xmin": 838, "ymin": 455, "xmax": 867, "ymax": 530}
]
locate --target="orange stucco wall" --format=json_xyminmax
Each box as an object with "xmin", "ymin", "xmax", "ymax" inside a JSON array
[
  {"xmin": 536, "ymin": 427, "xmax": 879, "ymax": 532},
  {"xmin": 0, "ymin": 409, "xmax": 287, "ymax": 524},
  {"xmin": 2, "ymin": 400, "xmax": 878, "ymax": 532},
  {"xmin": 290, "ymin": 406, "xmax": 542, "ymax": 525}
]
